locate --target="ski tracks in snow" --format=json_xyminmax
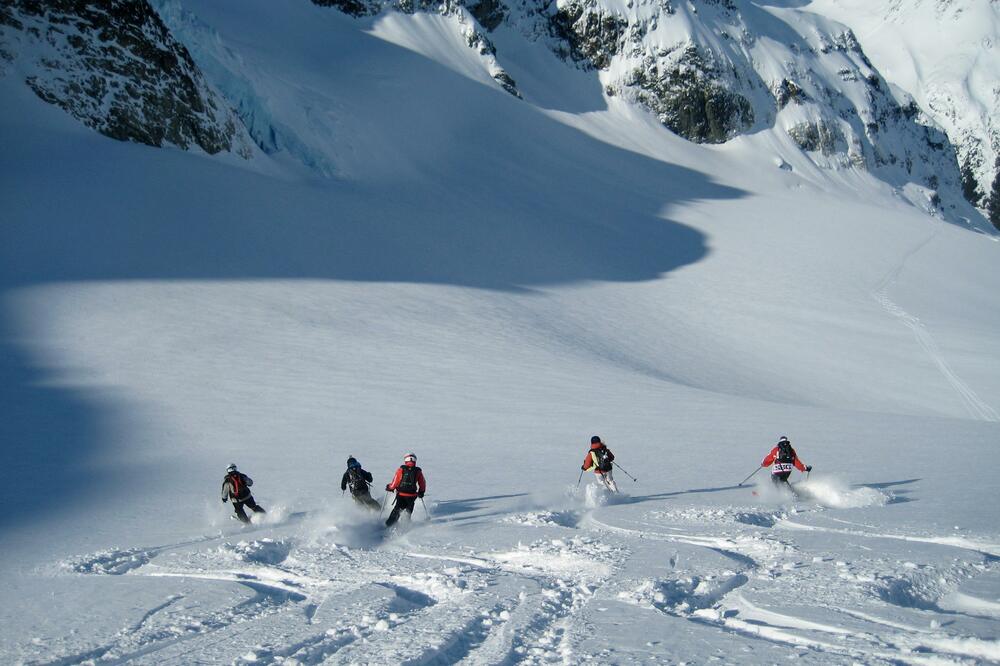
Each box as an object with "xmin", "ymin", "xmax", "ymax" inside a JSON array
[
  {"xmin": 871, "ymin": 224, "xmax": 999, "ymax": 421},
  {"xmin": 31, "ymin": 493, "xmax": 1000, "ymax": 665}
]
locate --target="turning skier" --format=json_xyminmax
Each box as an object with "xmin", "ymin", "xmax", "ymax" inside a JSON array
[
  {"xmin": 582, "ymin": 435, "xmax": 619, "ymax": 493},
  {"xmin": 761, "ymin": 436, "xmax": 811, "ymax": 487},
  {"xmin": 384, "ymin": 453, "xmax": 426, "ymax": 528},
  {"xmin": 221, "ymin": 463, "xmax": 266, "ymax": 523},
  {"xmin": 341, "ymin": 456, "xmax": 381, "ymax": 511}
]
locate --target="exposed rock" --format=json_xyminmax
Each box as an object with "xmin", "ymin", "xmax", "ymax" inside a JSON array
[
  {"xmin": 618, "ymin": 45, "xmax": 753, "ymax": 143},
  {"xmin": 774, "ymin": 78, "xmax": 806, "ymax": 109},
  {"xmin": 548, "ymin": 0, "xmax": 628, "ymax": 70},
  {"xmin": 465, "ymin": 0, "xmax": 506, "ymax": 31},
  {"xmin": 312, "ymin": 0, "xmax": 375, "ymax": 17},
  {"xmin": 0, "ymin": 0, "xmax": 250, "ymax": 157},
  {"xmin": 988, "ymin": 164, "xmax": 1000, "ymax": 230},
  {"xmin": 788, "ymin": 121, "xmax": 845, "ymax": 156}
]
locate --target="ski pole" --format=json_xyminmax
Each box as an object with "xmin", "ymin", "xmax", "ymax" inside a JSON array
[
  {"xmin": 577, "ymin": 468, "xmax": 584, "ymax": 487},
  {"xmin": 738, "ymin": 467, "xmax": 762, "ymax": 486},
  {"xmin": 614, "ymin": 463, "xmax": 637, "ymax": 482},
  {"xmin": 420, "ymin": 497, "xmax": 433, "ymax": 520},
  {"xmin": 378, "ymin": 491, "xmax": 390, "ymax": 519}
]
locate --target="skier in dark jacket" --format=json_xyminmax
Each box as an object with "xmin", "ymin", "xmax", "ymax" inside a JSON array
[
  {"xmin": 221, "ymin": 463, "xmax": 266, "ymax": 523},
  {"xmin": 761, "ymin": 436, "xmax": 811, "ymax": 486},
  {"xmin": 341, "ymin": 456, "xmax": 381, "ymax": 511},
  {"xmin": 582, "ymin": 436, "xmax": 618, "ymax": 492},
  {"xmin": 385, "ymin": 453, "xmax": 426, "ymax": 527}
]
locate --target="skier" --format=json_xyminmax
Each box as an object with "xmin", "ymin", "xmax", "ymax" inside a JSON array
[
  {"xmin": 221, "ymin": 463, "xmax": 266, "ymax": 523},
  {"xmin": 384, "ymin": 453, "xmax": 426, "ymax": 528},
  {"xmin": 582, "ymin": 435, "xmax": 618, "ymax": 493},
  {"xmin": 761, "ymin": 436, "xmax": 811, "ymax": 487},
  {"xmin": 341, "ymin": 456, "xmax": 381, "ymax": 511}
]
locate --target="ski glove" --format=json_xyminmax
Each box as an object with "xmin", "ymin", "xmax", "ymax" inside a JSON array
[
  {"xmin": 386, "ymin": 484, "xmax": 392, "ymax": 491},
  {"xmin": 805, "ymin": 465, "xmax": 812, "ymax": 472},
  {"xmin": 417, "ymin": 490, "xmax": 425, "ymax": 498}
]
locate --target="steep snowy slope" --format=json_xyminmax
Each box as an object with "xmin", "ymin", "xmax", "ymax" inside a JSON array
[
  {"xmin": 807, "ymin": 0, "xmax": 1000, "ymax": 225},
  {"xmin": 1, "ymin": 0, "xmax": 999, "ymax": 664}
]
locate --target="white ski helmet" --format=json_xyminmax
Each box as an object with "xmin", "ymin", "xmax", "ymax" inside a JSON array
[
  {"xmin": 403, "ymin": 453, "xmax": 417, "ymax": 464},
  {"xmin": 226, "ymin": 463, "xmax": 238, "ymax": 473},
  {"xmin": 777, "ymin": 436, "xmax": 789, "ymax": 444}
]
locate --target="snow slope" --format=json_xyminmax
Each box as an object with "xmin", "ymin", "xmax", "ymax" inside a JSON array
[{"xmin": 1, "ymin": 1, "xmax": 999, "ymax": 664}]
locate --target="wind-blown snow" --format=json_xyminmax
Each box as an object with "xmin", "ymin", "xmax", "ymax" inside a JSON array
[{"xmin": 1, "ymin": 0, "xmax": 999, "ymax": 664}]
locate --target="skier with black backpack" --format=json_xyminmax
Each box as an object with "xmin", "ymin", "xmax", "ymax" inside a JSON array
[
  {"xmin": 384, "ymin": 453, "xmax": 426, "ymax": 527},
  {"xmin": 341, "ymin": 456, "xmax": 381, "ymax": 511},
  {"xmin": 221, "ymin": 463, "xmax": 266, "ymax": 523},
  {"xmin": 582, "ymin": 435, "xmax": 619, "ymax": 493},
  {"xmin": 761, "ymin": 436, "xmax": 811, "ymax": 487}
]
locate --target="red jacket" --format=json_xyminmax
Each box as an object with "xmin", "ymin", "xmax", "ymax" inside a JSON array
[
  {"xmin": 761, "ymin": 446, "xmax": 806, "ymax": 472},
  {"xmin": 582, "ymin": 443, "xmax": 614, "ymax": 475},
  {"xmin": 386, "ymin": 463, "xmax": 426, "ymax": 497}
]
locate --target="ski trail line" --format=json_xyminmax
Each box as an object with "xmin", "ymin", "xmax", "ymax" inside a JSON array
[{"xmin": 871, "ymin": 224, "xmax": 999, "ymax": 422}]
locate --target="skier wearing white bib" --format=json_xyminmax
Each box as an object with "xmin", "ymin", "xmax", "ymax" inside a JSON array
[{"xmin": 761, "ymin": 436, "xmax": 811, "ymax": 486}]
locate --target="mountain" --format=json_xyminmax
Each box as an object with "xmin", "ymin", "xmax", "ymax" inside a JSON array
[
  {"xmin": 804, "ymin": 0, "xmax": 1000, "ymax": 227},
  {"xmin": 1, "ymin": 1, "xmax": 999, "ymax": 664}
]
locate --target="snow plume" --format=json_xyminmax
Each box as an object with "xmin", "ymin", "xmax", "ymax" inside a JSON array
[
  {"xmin": 797, "ymin": 477, "xmax": 890, "ymax": 509},
  {"xmin": 753, "ymin": 476, "xmax": 889, "ymax": 509},
  {"xmin": 299, "ymin": 502, "xmax": 392, "ymax": 550}
]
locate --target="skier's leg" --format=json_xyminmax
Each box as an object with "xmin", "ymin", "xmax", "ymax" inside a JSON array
[
  {"xmin": 386, "ymin": 497, "xmax": 403, "ymax": 527},
  {"xmin": 604, "ymin": 470, "xmax": 619, "ymax": 493},
  {"xmin": 401, "ymin": 497, "xmax": 416, "ymax": 522},
  {"xmin": 233, "ymin": 501, "xmax": 251, "ymax": 523},
  {"xmin": 363, "ymin": 493, "xmax": 381, "ymax": 511},
  {"xmin": 245, "ymin": 496, "xmax": 265, "ymax": 513}
]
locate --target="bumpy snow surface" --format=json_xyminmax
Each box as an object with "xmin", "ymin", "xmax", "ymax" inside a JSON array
[{"xmin": 2, "ymin": 1, "xmax": 1000, "ymax": 664}]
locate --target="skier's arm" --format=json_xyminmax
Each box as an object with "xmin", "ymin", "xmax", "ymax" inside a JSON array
[
  {"xmin": 341, "ymin": 471, "xmax": 349, "ymax": 491},
  {"xmin": 386, "ymin": 468, "xmax": 402, "ymax": 491},
  {"xmin": 244, "ymin": 474, "xmax": 253, "ymax": 487},
  {"xmin": 362, "ymin": 469, "xmax": 373, "ymax": 484},
  {"xmin": 582, "ymin": 452, "xmax": 594, "ymax": 471},
  {"xmin": 793, "ymin": 454, "xmax": 807, "ymax": 472},
  {"xmin": 606, "ymin": 449, "xmax": 615, "ymax": 462},
  {"xmin": 416, "ymin": 470, "xmax": 426, "ymax": 494},
  {"xmin": 221, "ymin": 480, "xmax": 230, "ymax": 501},
  {"xmin": 761, "ymin": 448, "xmax": 776, "ymax": 467}
]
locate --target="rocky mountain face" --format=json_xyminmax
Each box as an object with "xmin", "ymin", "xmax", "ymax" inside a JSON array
[
  {"xmin": 802, "ymin": 0, "xmax": 1000, "ymax": 229},
  {"xmin": 0, "ymin": 0, "xmax": 992, "ymax": 229},
  {"xmin": 302, "ymin": 0, "xmax": 985, "ymax": 226},
  {"xmin": 0, "ymin": 0, "xmax": 251, "ymax": 157}
]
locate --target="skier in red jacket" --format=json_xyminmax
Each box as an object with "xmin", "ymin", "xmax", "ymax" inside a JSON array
[
  {"xmin": 761, "ymin": 436, "xmax": 811, "ymax": 486},
  {"xmin": 581, "ymin": 436, "xmax": 618, "ymax": 492},
  {"xmin": 385, "ymin": 453, "xmax": 426, "ymax": 527}
]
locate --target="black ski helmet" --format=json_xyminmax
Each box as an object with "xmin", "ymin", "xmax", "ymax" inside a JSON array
[
  {"xmin": 778, "ymin": 436, "xmax": 789, "ymax": 443},
  {"xmin": 591, "ymin": 435, "xmax": 602, "ymax": 444},
  {"xmin": 347, "ymin": 456, "xmax": 358, "ymax": 468}
]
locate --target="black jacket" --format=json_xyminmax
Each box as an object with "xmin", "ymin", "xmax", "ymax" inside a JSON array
[
  {"xmin": 341, "ymin": 467, "xmax": 374, "ymax": 494},
  {"xmin": 221, "ymin": 472, "xmax": 253, "ymax": 502}
]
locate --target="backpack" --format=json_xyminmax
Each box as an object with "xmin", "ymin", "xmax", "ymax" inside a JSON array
[
  {"xmin": 777, "ymin": 442, "xmax": 794, "ymax": 464},
  {"xmin": 593, "ymin": 448, "xmax": 613, "ymax": 472},
  {"xmin": 347, "ymin": 467, "xmax": 368, "ymax": 495},
  {"xmin": 398, "ymin": 465, "xmax": 420, "ymax": 494},
  {"xmin": 229, "ymin": 472, "xmax": 244, "ymax": 499}
]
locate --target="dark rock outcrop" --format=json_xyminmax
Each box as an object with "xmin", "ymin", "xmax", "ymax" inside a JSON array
[{"xmin": 0, "ymin": 0, "xmax": 249, "ymax": 156}]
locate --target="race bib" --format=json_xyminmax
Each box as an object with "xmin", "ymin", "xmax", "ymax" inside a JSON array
[{"xmin": 772, "ymin": 463, "xmax": 794, "ymax": 473}]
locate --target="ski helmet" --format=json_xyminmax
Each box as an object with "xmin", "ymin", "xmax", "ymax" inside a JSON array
[
  {"xmin": 778, "ymin": 436, "xmax": 789, "ymax": 444},
  {"xmin": 403, "ymin": 453, "xmax": 417, "ymax": 464},
  {"xmin": 226, "ymin": 463, "xmax": 238, "ymax": 473},
  {"xmin": 591, "ymin": 435, "xmax": 602, "ymax": 444},
  {"xmin": 347, "ymin": 456, "xmax": 358, "ymax": 468}
]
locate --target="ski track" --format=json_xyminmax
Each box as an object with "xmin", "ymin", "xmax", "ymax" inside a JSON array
[
  {"xmin": 871, "ymin": 224, "xmax": 999, "ymax": 422},
  {"xmin": 29, "ymin": 494, "xmax": 1000, "ymax": 665}
]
